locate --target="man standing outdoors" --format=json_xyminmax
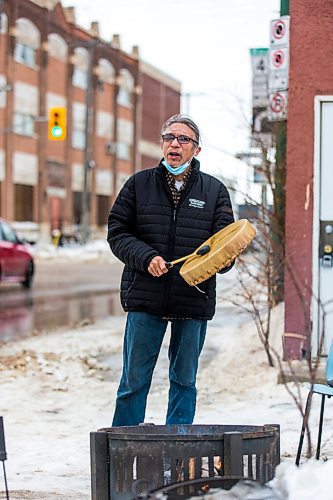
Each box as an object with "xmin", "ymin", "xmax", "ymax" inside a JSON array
[{"xmin": 107, "ymin": 114, "xmax": 234, "ymax": 426}]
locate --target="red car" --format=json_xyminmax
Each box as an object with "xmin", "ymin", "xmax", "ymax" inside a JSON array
[{"xmin": 0, "ymin": 218, "xmax": 34, "ymax": 288}]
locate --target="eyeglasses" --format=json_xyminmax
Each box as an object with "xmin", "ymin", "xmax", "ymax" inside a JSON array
[{"xmin": 161, "ymin": 133, "xmax": 198, "ymax": 145}]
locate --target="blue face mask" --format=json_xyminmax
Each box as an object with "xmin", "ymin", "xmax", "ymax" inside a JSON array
[{"xmin": 162, "ymin": 159, "xmax": 191, "ymax": 176}]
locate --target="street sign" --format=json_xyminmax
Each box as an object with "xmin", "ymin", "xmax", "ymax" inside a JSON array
[
  {"xmin": 250, "ymin": 48, "xmax": 269, "ymax": 76},
  {"xmin": 268, "ymin": 47, "xmax": 289, "ymax": 90},
  {"xmin": 268, "ymin": 91, "xmax": 288, "ymax": 121},
  {"xmin": 250, "ymin": 48, "xmax": 269, "ymax": 107},
  {"xmin": 270, "ymin": 16, "xmax": 290, "ymax": 47}
]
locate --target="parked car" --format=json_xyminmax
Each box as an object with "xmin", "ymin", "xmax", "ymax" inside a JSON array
[{"xmin": 0, "ymin": 218, "xmax": 34, "ymax": 288}]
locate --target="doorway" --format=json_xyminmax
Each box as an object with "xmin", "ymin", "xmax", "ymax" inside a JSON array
[{"xmin": 312, "ymin": 98, "xmax": 333, "ymax": 356}]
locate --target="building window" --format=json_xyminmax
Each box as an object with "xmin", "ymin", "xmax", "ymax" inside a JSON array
[
  {"xmin": 97, "ymin": 58, "xmax": 115, "ymax": 84},
  {"xmin": 15, "ymin": 184, "xmax": 33, "ymax": 221},
  {"xmin": 97, "ymin": 195, "xmax": 109, "ymax": 226},
  {"xmin": 13, "ymin": 112, "xmax": 35, "ymax": 136},
  {"xmin": 117, "ymin": 142, "xmax": 130, "ymax": 161},
  {"xmin": 72, "ymin": 129, "xmax": 86, "ymax": 150},
  {"xmin": 0, "ymin": 13, "xmax": 8, "ymax": 34},
  {"xmin": 72, "ymin": 102, "xmax": 86, "ymax": 150},
  {"xmin": 14, "ymin": 42, "xmax": 36, "ymax": 67},
  {"xmin": 117, "ymin": 88, "xmax": 132, "ymax": 108},
  {"xmin": 117, "ymin": 68, "xmax": 134, "ymax": 108},
  {"xmin": 72, "ymin": 68, "xmax": 88, "ymax": 89},
  {"xmin": 48, "ymin": 33, "xmax": 68, "ymax": 62}
]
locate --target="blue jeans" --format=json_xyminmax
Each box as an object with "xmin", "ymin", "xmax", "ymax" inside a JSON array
[{"xmin": 112, "ymin": 312, "xmax": 207, "ymax": 426}]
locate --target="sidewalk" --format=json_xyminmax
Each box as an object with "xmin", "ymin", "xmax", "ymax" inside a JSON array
[{"xmin": 1, "ymin": 294, "xmax": 333, "ymax": 498}]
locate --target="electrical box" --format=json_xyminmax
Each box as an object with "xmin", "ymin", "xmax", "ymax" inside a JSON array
[{"xmin": 319, "ymin": 220, "xmax": 333, "ymax": 267}]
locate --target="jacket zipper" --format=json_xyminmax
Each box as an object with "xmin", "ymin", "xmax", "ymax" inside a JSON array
[
  {"xmin": 164, "ymin": 177, "xmax": 197, "ymax": 315},
  {"xmin": 157, "ymin": 167, "xmax": 198, "ymax": 316},
  {"xmin": 163, "ymin": 204, "xmax": 178, "ymax": 315}
]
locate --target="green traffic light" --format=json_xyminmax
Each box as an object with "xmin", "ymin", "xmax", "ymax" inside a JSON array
[{"xmin": 51, "ymin": 125, "xmax": 63, "ymax": 138}]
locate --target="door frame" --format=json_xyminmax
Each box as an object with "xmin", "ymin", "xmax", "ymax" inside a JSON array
[{"xmin": 312, "ymin": 96, "xmax": 333, "ymax": 357}]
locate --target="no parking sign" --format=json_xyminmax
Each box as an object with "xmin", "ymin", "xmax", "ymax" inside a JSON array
[
  {"xmin": 269, "ymin": 47, "xmax": 289, "ymax": 90},
  {"xmin": 268, "ymin": 91, "xmax": 288, "ymax": 121},
  {"xmin": 270, "ymin": 16, "xmax": 290, "ymax": 46}
]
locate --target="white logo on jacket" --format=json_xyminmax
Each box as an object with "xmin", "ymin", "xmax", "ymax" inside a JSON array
[{"xmin": 189, "ymin": 198, "xmax": 205, "ymax": 209}]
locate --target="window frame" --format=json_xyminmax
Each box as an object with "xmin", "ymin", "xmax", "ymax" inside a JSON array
[
  {"xmin": 14, "ymin": 41, "xmax": 36, "ymax": 67},
  {"xmin": 13, "ymin": 112, "xmax": 35, "ymax": 137}
]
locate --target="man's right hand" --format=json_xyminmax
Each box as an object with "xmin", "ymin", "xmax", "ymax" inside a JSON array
[{"xmin": 148, "ymin": 256, "xmax": 169, "ymax": 277}]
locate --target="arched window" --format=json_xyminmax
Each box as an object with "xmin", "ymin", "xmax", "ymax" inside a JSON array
[
  {"xmin": 48, "ymin": 33, "xmax": 68, "ymax": 62},
  {"xmin": 14, "ymin": 18, "xmax": 40, "ymax": 67},
  {"xmin": 117, "ymin": 68, "xmax": 134, "ymax": 108},
  {"xmin": 97, "ymin": 58, "xmax": 115, "ymax": 84},
  {"xmin": 72, "ymin": 47, "xmax": 89, "ymax": 89}
]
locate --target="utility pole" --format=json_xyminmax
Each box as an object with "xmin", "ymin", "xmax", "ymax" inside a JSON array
[
  {"xmin": 81, "ymin": 42, "xmax": 95, "ymax": 244},
  {"xmin": 275, "ymin": 0, "xmax": 289, "ymax": 226},
  {"xmin": 182, "ymin": 91, "xmax": 206, "ymax": 115},
  {"xmin": 280, "ymin": 0, "xmax": 289, "ymax": 16}
]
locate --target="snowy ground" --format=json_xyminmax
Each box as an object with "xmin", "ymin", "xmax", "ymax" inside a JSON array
[{"xmin": 1, "ymin": 246, "xmax": 333, "ymax": 499}]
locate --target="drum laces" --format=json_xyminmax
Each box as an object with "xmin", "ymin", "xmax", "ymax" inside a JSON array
[{"xmin": 194, "ymin": 284, "xmax": 208, "ymax": 298}]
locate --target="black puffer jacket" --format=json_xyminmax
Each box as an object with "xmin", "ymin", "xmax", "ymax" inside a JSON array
[{"xmin": 107, "ymin": 158, "xmax": 234, "ymax": 320}]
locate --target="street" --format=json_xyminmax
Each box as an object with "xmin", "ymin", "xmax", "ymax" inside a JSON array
[{"xmin": 0, "ymin": 259, "xmax": 124, "ymax": 343}]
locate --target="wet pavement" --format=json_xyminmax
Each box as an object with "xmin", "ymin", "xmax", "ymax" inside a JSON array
[
  {"xmin": 0, "ymin": 260, "xmax": 250, "ymax": 344},
  {"xmin": 0, "ymin": 259, "xmax": 124, "ymax": 343}
]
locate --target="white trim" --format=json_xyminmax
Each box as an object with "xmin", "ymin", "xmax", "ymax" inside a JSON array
[
  {"xmin": 312, "ymin": 95, "xmax": 333, "ymax": 356},
  {"xmin": 46, "ymin": 186, "xmax": 66, "ymax": 198}
]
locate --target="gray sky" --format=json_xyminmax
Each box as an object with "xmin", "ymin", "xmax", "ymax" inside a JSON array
[{"xmin": 62, "ymin": 0, "xmax": 280, "ymax": 193}]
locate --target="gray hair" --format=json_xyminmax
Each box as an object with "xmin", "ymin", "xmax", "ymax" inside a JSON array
[{"xmin": 161, "ymin": 114, "xmax": 201, "ymax": 144}]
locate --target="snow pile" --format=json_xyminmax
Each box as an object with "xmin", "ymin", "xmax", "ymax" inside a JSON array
[
  {"xmin": 31, "ymin": 239, "xmax": 118, "ymax": 263},
  {"xmin": 271, "ymin": 459, "xmax": 333, "ymax": 499}
]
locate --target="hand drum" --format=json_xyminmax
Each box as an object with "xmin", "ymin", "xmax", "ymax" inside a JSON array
[{"xmin": 166, "ymin": 219, "xmax": 256, "ymax": 286}]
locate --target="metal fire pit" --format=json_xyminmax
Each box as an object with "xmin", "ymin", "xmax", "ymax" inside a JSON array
[{"xmin": 90, "ymin": 424, "xmax": 280, "ymax": 500}]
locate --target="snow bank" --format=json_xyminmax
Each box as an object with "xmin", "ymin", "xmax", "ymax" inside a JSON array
[{"xmin": 30, "ymin": 239, "xmax": 118, "ymax": 263}]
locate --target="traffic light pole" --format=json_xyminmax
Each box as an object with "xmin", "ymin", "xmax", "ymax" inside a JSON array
[{"xmin": 81, "ymin": 42, "xmax": 95, "ymax": 244}]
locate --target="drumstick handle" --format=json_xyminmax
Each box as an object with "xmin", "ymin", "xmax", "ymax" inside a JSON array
[
  {"xmin": 165, "ymin": 244, "xmax": 211, "ymax": 269},
  {"xmin": 165, "ymin": 254, "xmax": 194, "ymax": 269}
]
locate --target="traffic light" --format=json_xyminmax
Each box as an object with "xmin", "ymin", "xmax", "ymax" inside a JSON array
[{"xmin": 48, "ymin": 107, "xmax": 66, "ymax": 140}]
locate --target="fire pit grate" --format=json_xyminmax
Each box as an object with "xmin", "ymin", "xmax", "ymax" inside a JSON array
[{"xmin": 90, "ymin": 423, "xmax": 280, "ymax": 500}]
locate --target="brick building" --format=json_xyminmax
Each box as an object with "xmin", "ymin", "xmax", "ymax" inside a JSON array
[
  {"xmin": 284, "ymin": 0, "xmax": 333, "ymax": 359},
  {"xmin": 0, "ymin": 0, "xmax": 180, "ymax": 241}
]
